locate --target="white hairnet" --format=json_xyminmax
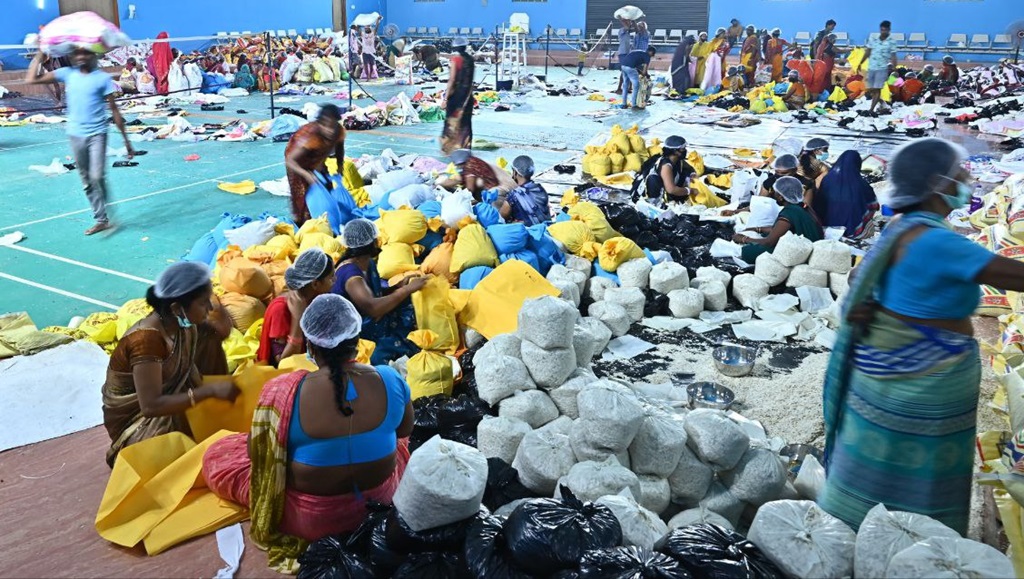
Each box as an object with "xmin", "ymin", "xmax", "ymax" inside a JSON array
[
  {"xmin": 300, "ymin": 294, "xmax": 362, "ymax": 349},
  {"xmin": 773, "ymin": 176, "xmax": 805, "ymax": 204},
  {"xmin": 450, "ymin": 149, "xmax": 471, "ymax": 165},
  {"xmin": 452, "ymin": 36, "xmax": 469, "ymax": 48},
  {"xmin": 342, "ymin": 218, "xmax": 378, "ymax": 249},
  {"xmin": 512, "ymin": 155, "xmax": 535, "ymax": 178},
  {"xmin": 886, "ymin": 137, "xmax": 967, "ymax": 209},
  {"xmin": 805, "ymin": 137, "xmax": 829, "ymax": 151},
  {"xmin": 154, "ymin": 262, "xmax": 210, "ymax": 299},
  {"xmin": 772, "ymin": 154, "xmax": 798, "ymax": 170},
  {"xmin": 285, "ymin": 247, "xmax": 331, "ymax": 290}
]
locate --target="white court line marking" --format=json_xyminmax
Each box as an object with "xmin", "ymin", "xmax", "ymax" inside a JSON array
[
  {"xmin": 0, "ymin": 162, "xmax": 283, "ymax": 232},
  {"xmin": 0, "ymin": 272, "xmax": 118, "ymax": 310},
  {"xmin": 1, "ymin": 244, "xmax": 154, "ymax": 284}
]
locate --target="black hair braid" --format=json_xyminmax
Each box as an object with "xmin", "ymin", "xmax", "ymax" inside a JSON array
[{"xmin": 319, "ymin": 337, "xmax": 361, "ymax": 416}]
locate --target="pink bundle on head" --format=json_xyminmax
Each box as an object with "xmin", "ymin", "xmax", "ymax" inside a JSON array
[{"xmin": 38, "ymin": 11, "xmax": 130, "ymax": 56}]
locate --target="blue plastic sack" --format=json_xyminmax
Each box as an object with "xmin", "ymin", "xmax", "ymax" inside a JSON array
[
  {"xmin": 773, "ymin": 82, "xmax": 790, "ymax": 95},
  {"xmin": 474, "ymin": 203, "xmax": 501, "ymax": 228},
  {"xmin": 183, "ymin": 232, "xmax": 218, "ymax": 266},
  {"xmin": 818, "ymin": 89, "xmax": 830, "ymax": 102},
  {"xmin": 419, "ymin": 230, "xmax": 444, "ymax": 255},
  {"xmin": 306, "ymin": 177, "xmax": 346, "ymax": 235},
  {"xmin": 460, "ymin": 266, "xmax": 494, "ymax": 290},
  {"xmin": 592, "ymin": 262, "xmax": 621, "ymax": 284},
  {"xmin": 269, "ymin": 114, "xmax": 306, "ymax": 140},
  {"xmin": 418, "ymin": 200, "xmax": 443, "ymax": 221},
  {"xmin": 500, "ymin": 250, "xmax": 540, "ymax": 273},
  {"xmin": 355, "ymin": 205, "xmax": 382, "ymax": 221},
  {"xmin": 554, "ymin": 212, "xmax": 571, "ymax": 223},
  {"xmin": 486, "ymin": 223, "xmax": 529, "ymax": 254},
  {"xmin": 526, "ymin": 224, "xmax": 565, "ymax": 277},
  {"xmin": 212, "ymin": 213, "xmax": 253, "ymax": 249}
]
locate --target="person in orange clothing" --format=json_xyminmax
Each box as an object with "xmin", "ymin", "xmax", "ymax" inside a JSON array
[
  {"xmin": 845, "ymin": 74, "xmax": 867, "ymax": 100},
  {"xmin": 257, "ymin": 248, "xmax": 337, "ymax": 367},
  {"xmin": 896, "ymin": 71, "xmax": 925, "ymax": 103},
  {"xmin": 765, "ymin": 28, "xmax": 791, "ymax": 82},
  {"xmin": 284, "ymin": 104, "xmax": 345, "ymax": 226}
]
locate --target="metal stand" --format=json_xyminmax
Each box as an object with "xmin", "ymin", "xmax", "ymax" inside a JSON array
[
  {"xmin": 266, "ymin": 31, "xmax": 276, "ymax": 118},
  {"xmin": 545, "ymin": 25, "xmax": 551, "ymax": 78},
  {"xmin": 348, "ymin": 20, "xmax": 355, "ymax": 112}
]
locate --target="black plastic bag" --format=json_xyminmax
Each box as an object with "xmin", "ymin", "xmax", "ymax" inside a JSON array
[
  {"xmin": 580, "ymin": 546, "xmax": 692, "ymax": 578},
  {"xmin": 438, "ymin": 394, "xmax": 491, "ymax": 431},
  {"xmin": 483, "ymin": 458, "xmax": 537, "ymax": 512},
  {"xmin": 368, "ymin": 511, "xmax": 407, "ymax": 574},
  {"xmin": 384, "ymin": 508, "xmax": 480, "ymax": 554},
  {"xmin": 410, "ymin": 395, "xmax": 446, "ymax": 450},
  {"xmin": 297, "ymin": 536, "xmax": 375, "ymax": 579},
  {"xmin": 604, "ymin": 204, "xmax": 641, "ymax": 229},
  {"xmin": 464, "ymin": 515, "xmax": 534, "ymax": 579},
  {"xmin": 344, "ymin": 502, "xmax": 392, "ymax": 554},
  {"xmin": 392, "ymin": 551, "xmax": 471, "ymax": 578},
  {"xmin": 411, "ymin": 394, "xmax": 492, "ymax": 450},
  {"xmin": 655, "ymin": 524, "xmax": 785, "ymax": 579},
  {"xmin": 504, "ymin": 487, "xmax": 622, "ymax": 575},
  {"xmin": 619, "ymin": 224, "xmax": 642, "ymax": 240},
  {"xmin": 644, "ymin": 290, "xmax": 670, "ymax": 318},
  {"xmin": 635, "ymin": 231, "xmax": 660, "ymax": 251}
]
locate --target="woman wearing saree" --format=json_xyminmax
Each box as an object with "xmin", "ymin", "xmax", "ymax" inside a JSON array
[
  {"xmin": 284, "ymin": 104, "xmax": 345, "ymax": 225},
  {"xmin": 203, "ymin": 293, "xmax": 413, "ymax": 572},
  {"xmin": 700, "ymin": 28, "xmax": 730, "ymax": 92},
  {"xmin": 670, "ymin": 34, "xmax": 696, "ymax": 93},
  {"xmin": 232, "ymin": 54, "xmax": 256, "ymax": 91},
  {"xmin": 734, "ymin": 176, "xmax": 823, "ymax": 263},
  {"xmin": 765, "ymin": 29, "xmax": 791, "ymax": 83},
  {"xmin": 441, "ymin": 37, "xmax": 475, "ymax": 154},
  {"xmin": 690, "ymin": 32, "xmax": 711, "ymax": 90},
  {"xmin": 820, "ymin": 138, "xmax": 1024, "ymax": 534},
  {"xmin": 740, "ymin": 26, "xmax": 760, "ymax": 86},
  {"xmin": 813, "ymin": 150, "xmax": 878, "ymax": 239},
  {"xmin": 811, "ymin": 33, "xmax": 838, "ymax": 96},
  {"xmin": 102, "ymin": 262, "xmax": 238, "ymax": 467},
  {"xmin": 147, "ymin": 32, "xmax": 173, "ymax": 95}
]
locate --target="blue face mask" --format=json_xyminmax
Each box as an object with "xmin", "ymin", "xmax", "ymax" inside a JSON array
[
  {"xmin": 306, "ymin": 346, "xmax": 316, "ymax": 365},
  {"xmin": 174, "ymin": 308, "xmax": 193, "ymax": 329},
  {"xmin": 938, "ymin": 176, "xmax": 971, "ymax": 210},
  {"xmin": 817, "ymin": 152, "xmax": 830, "ymax": 162}
]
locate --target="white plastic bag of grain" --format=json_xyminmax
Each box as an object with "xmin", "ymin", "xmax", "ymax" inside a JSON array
[
  {"xmin": 698, "ymin": 480, "xmax": 745, "ymax": 526},
  {"xmin": 549, "ymin": 370, "xmax": 596, "ymax": 418},
  {"xmin": 579, "ymin": 317, "xmax": 613, "ymax": 357},
  {"xmin": 793, "ymin": 453, "xmax": 826, "ymax": 501},
  {"xmin": 719, "ymin": 447, "xmax": 787, "ymax": 506},
  {"xmin": 855, "ymin": 504, "xmax": 962, "ymax": 579},
  {"xmin": 808, "ymin": 239, "xmax": 852, "ymax": 274},
  {"xmin": 629, "ymin": 406, "xmax": 689, "ymax": 477},
  {"xmin": 474, "ymin": 333, "xmax": 523, "ymax": 365},
  {"xmin": 499, "ymin": 389, "xmax": 560, "ymax": 429},
  {"xmin": 884, "ymin": 537, "xmax": 1014, "ymax": 579},
  {"xmin": 774, "ymin": 232, "xmax": 814, "ymax": 267},
  {"xmin": 476, "ymin": 354, "xmax": 537, "ymax": 405},
  {"xmin": 392, "ymin": 435, "xmax": 488, "ymax": 532},
  {"xmin": 551, "ymin": 278, "xmax": 581, "ymax": 307},
  {"xmin": 786, "ymin": 265, "xmax": 828, "ymax": 288},
  {"xmin": 495, "ymin": 498, "xmax": 531, "ymax": 518},
  {"xmin": 547, "ymin": 263, "xmax": 587, "ymax": 296},
  {"xmin": 572, "ymin": 321, "xmax": 600, "ymax": 367},
  {"xmin": 684, "ymin": 409, "xmax": 751, "ymax": 471},
  {"xmin": 518, "ymin": 295, "xmax": 578, "ymax": 349},
  {"xmin": 731, "ymin": 274, "xmax": 770, "ymax": 309},
  {"xmin": 588, "ymin": 276, "xmax": 618, "ymax": 302},
  {"xmin": 754, "ymin": 253, "xmax": 790, "ymax": 286},
  {"xmin": 441, "ymin": 190, "xmax": 474, "ymax": 229},
  {"xmin": 596, "ymin": 489, "xmax": 670, "ymax": 550},
  {"xmin": 565, "ymin": 254, "xmax": 593, "ymax": 275},
  {"xmin": 589, "ymin": 300, "xmax": 632, "ymax": 337},
  {"xmin": 748, "ymin": 500, "xmax": 856, "ymax": 579},
  {"xmin": 667, "ymin": 444, "xmax": 714, "ymax": 504},
  {"xmin": 829, "ymin": 272, "xmax": 849, "ymax": 298},
  {"xmin": 667, "ymin": 505, "xmax": 735, "ymax": 531},
  {"xmin": 521, "ymin": 340, "xmax": 577, "ymax": 389},
  {"xmin": 477, "ymin": 415, "xmax": 533, "ymax": 464},
  {"xmin": 637, "ymin": 475, "xmax": 671, "ymax": 515},
  {"xmin": 649, "ymin": 262, "xmax": 689, "ymax": 295},
  {"xmin": 695, "ymin": 266, "xmax": 732, "ymax": 288},
  {"xmin": 604, "ymin": 287, "xmax": 646, "ymax": 322},
  {"xmin": 700, "ymin": 280, "xmax": 728, "ymax": 312},
  {"xmin": 554, "ymin": 456, "xmax": 641, "ymax": 503},
  {"xmin": 571, "ymin": 419, "xmax": 624, "ymax": 463},
  {"xmin": 618, "ymin": 258, "xmax": 653, "ymax": 289},
  {"xmin": 576, "ymin": 380, "xmax": 645, "ymax": 451},
  {"xmin": 668, "ymin": 288, "xmax": 705, "ymax": 319},
  {"xmin": 512, "ymin": 416, "xmax": 577, "ymax": 494},
  {"xmin": 465, "ymin": 328, "xmax": 485, "ymax": 349}
]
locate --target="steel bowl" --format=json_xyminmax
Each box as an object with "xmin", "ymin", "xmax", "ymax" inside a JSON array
[
  {"xmin": 780, "ymin": 443, "xmax": 825, "ymax": 479},
  {"xmin": 713, "ymin": 344, "xmax": 757, "ymax": 377},
  {"xmin": 687, "ymin": 382, "xmax": 736, "ymax": 411}
]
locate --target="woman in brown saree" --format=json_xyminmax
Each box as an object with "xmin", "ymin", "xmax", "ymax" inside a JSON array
[
  {"xmin": 102, "ymin": 262, "xmax": 238, "ymax": 467},
  {"xmin": 440, "ymin": 37, "xmax": 475, "ymax": 154}
]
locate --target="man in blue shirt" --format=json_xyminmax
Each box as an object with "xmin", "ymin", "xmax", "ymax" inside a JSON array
[
  {"xmin": 26, "ymin": 48, "xmax": 134, "ymax": 235},
  {"xmin": 620, "ymin": 46, "xmax": 656, "ymax": 109},
  {"xmin": 501, "ymin": 156, "xmax": 550, "ymax": 226},
  {"xmin": 864, "ymin": 20, "xmax": 899, "ymax": 115}
]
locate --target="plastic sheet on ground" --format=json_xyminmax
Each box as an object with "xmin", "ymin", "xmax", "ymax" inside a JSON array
[
  {"xmin": 641, "ymin": 316, "xmax": 698, "ymax": 332},
  {"xmin": 601, "ymin": 335, "xmax": 656, "ymax": 361},
  {"xmin": 756, "ymin": 294, "xmax": 800, "ymax": 313},
  {"xmin": 258, "ymin": 177, "xmax": 290, "ymax": 197},
  {"xmin": 731, "ymin": 320, "xmax": 798, "ymax": 342},
  {"xmin": 28, "ymin": 158, "xmax": 70, "ymax": 176}
]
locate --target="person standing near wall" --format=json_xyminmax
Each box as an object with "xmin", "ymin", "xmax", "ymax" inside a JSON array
[
  {"xmin": 810, "ymin": 19, "xmax": 837, "ymax": 62},
  {"xmin": 726, "ymin": 19, "xmax": 744, "ymax": 47},
  {"xmin": 25, "ymin": 48, "xmax": 134, "ymax": 236},
  {"xmin": 864, "ymin": 20, "xmax": 898, "ymax": 114},
  {"xmin": 740, "ymin": 26, "xmax": 760, "ymax": 86},
  {"xmin": 440, "ymin": 37, "xmax": 475, "ymax": 154}
]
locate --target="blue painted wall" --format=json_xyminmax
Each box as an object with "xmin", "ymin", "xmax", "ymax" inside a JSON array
[
  {"xmin": 708, "ymin": 0, "xmax": 1019, "ymax": 60},
  {"xmin": 116, "ymin": 0, "xmax": 335, "ymax": 40},
  {"xmin": 382, "ymin": 0, "xmax": 586, "ymax": 38}
]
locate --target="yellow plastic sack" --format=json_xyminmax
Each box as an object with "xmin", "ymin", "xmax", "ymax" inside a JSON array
[
  {"xmin": 750, "ymin": 98, "xmax": 768, "ymax": 114},
  {"xmin": 244, "ymin": 243, "xmax": 291, "ymax": 262},
  {"xmin": 569, "ymin": 202, "xmax": 620, "ymax": 243},
  {"xmin": 115, "ymin": 299, "xmax": 153, "ymax": 340},
  {"xmin": 405, "ymin": 329, "xmax": 454, "ymax": 400},
  {"xmin": 449, "ymin": 289, "xmax": 471, "ymax": 314},
  {"xmin": 298, "ymin": 232, "xmax": 343, "ymax": 262},
  {"xmin": 186, "ymin": 366, "xmax": 290, "ymax": 442},
  {"xmin": 590, "ymin": 155, "xmax": 612, "ymax": 177},
  {"xmin": 587, "ymin": 93, "xmax": 606, "ymax": 101},
  {"xmin": 624, "ymin": 153, "xmax": 643, "ymax": 172},
  {"xmin": 296, "ymin": 216, "xmax": 333, "ymax": 244},
  {"xmin": 219, "ymin": 291, "xmax": 266, "ymax": 332},
  {"xmin": 265, "ymin": 233, "xmax": 299, "ymax": 256},
  {"xmin": 378, "ymin": 209, "xmax": 427, "ymax": 245},
  {"xmin": 706, "ymin": 173, "xmax": 732, "ymax": 189},
  {"xmin": 609, "ymin": 153, "xmax": 626, "ymax": 174},
  {"xmin": 608, "ymin": 133, "xmax": 632, "ymax": 156},
  {"xmin": 628, "ymin": 134, "xmax": 646, "ymax": 156},
  {"xmin": 827, "ymin": 86, "xmax": 848, "ymax": 103},
  {"xmin": 217, "ymin": 180, "xmax": 256, "ymax": 195},
  {"xmin": 412, "ymin": 275, "xmax": 460, "ymax": 353},
  {"xmin": 449, "ymin": 223, "xmax": 499, "ymax": 273},
  {"xmin": 420, "ymin": 241, "xmax": 459, "ymax": 285},
  {"xmin": 548, "ymin": 221, "xmax": 601, "ymax": 260},
  {"xmin": 595, "ymin": 173, "xmax": 636, "ymax": 187},
  {"xmin": 647, "ymin": 138, "xmax": 662, "ymax": 157},
  {"xmin": 221, "ymin": 328, "xmax": 258, "ymax": 373},
  {"xmin": 95, "ymin": 430, "xmax": 247, "ymax": 554},
  {"xmin": 880, "ymin": 83, "xmax": 892, "ymax": 103},
  {"xmin": 561, "ymin": 189, "xmax": 580, "ymax": 208},
  {"xmin": 690, "ymin": 178, "xmax": 728, "ymax": 208},
  {"xmin": 459, "ymin": 261, "xmax": 560, "ymax": 339},
  {"xmin": 686, "ymin": 150, "xmax": 705, "ymax": 176},
  {"xmin": 0, "ymin": 313, "xmax": 72, "ymax": 358},
  {"xmin": 378, "ymin": 243, "xmax": 419, "ymax": 280},
  {"xmin": 278, "ymin": 339, "xmax": 374, "ymax": 372},
  {"xmin": 598, "ymin": 237, "xmax": 646, "ymax": 272},
  {"xmin": 220, "ymin": 256, "xmax": 272, "ymax": 299},
  {"xmin": 848, "ymin": 47, "xmax": 867, "ymax": 74},
  {"xmin": 80, "ymin": 312, "xmax": 119, "ymax": 345}
]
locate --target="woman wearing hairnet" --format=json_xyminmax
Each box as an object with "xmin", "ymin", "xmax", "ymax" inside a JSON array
[
  {"xmin": 820, "ymin": 138, "xmax": 1024, "ymax": 534},
  {"xmin": 204, "ymin": 294, "xmax": 414, "ymax": 570},
  {"xmin": 734, "ymin": 176, "xmax": 823, "ymax": 263},
  {"xmin": 332, "ymin": 219, "xmax": 427, "ymax": 364},
  {"xmin": 257, "ymin": 248, "xmax": 337, "ymax": 367},
  {"xmin": 102, "ymin": 262, "xmax": 239, "ymax": 467}
]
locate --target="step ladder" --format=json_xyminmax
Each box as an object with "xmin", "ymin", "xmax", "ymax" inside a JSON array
[{"xmin": 499, "ymin": 30, "xmax": 527, "ymax": 86}]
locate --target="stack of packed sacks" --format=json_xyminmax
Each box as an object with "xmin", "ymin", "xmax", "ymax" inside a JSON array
[
  {"xmin": 581, "ymin": 124, "xmax": 660, "ymax": 178},
  {"xmin": 744, "ymin": 500, "xmax": 1015, "ymax": 579}
]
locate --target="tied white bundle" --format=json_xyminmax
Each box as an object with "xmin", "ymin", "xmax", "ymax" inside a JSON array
[
  {"xmin": 518, "ymin": 296, "xmax": 578, "ymax": 349},
  {"xmin": 549, "ymin": 370, "xmax": 596, "ymax": 418},
  {"xmin": 808, "ymin": 239, "xmax": 852, "ymax": 274},
  {"xmin": 618, "ymin": 258, "xmax": 653, "ymax": 289},
  {"xmin": 698, "ymin": 481, "xmax": 745, "ymax": 527},
  {"xmin": 637, "ymin": 475, "xmax": 671, "ymax": 515},
  {"xmin": 513, "ymin": 417, "xmax": 578, "ymax": 494},
  {"xmin": 695, "ymin": 267, "xmax": 732, "ymax": 288},
  {"xmin": 521, "ymin": 340, "xmax": 577, "ymax": 389},
  {"xmin": 668, "ymin": 288, "xmax": 704, "ymax": 319},
  {"xmin": 565, "ymin": 254, "xmax": 593, "ymax": 275},
  {"xmin": 475, "ymin": 353, "xmax": 536, "ymax": 405},
  {"xmin": 604, "ymin": 287, "xmax": 647, "ymax": 322},
  {"xmin": 474, "ymin": 333, "xmax": 522, "ymax": 364},
  {"xmin": 829, "ymin": 272, "xmax": 849, "ymax": 298},
  {"xmin": 575, "ymin": 381, "xmax": 645, "ymax": 452},
  {"xmin": 589, "ymin": 301, "xmax": 632, "ymax": 337},
  {"xmin": 555, "ymin": 456, "xmax": 641, "ymax": 503},
  {"xmin": 719, "ymin": 448, "xmax": 787, "ymax": 506},
  {"xmin": 732, "ymin": 274, "xmax": 770, "ymax": 309},
  {"xmin": 684, "ymin": 409, "xmax": 751, "ymax": 471},
  {"xmin": 588, "ymin": 276, "xmax": 619, "ymax": 302},
  {"xmin": 547, "ymin": 264, "xmax": 588, "ymax": 297},
  {"xmin": 477, "ymin": 416, "xmax": 533, "ymax": 464},
  {"xmin": 578, "ymin": 317, "xmax": 613, "ymax": 358},
  {"xmin": 668, "ymin": 506, "xmax": 735, "ymax": 531},
  {"xmin": 885, "ymin": 537, "xmax": 1015, "ymax": 579},
  {"xmin": 748, "ymin": 500, "xmax": 857, "ymax": 579},
  {"xmin": 650, "ymin": 262, "xmax": 690, "ymax": 295},
  {"xmin": 498, "ymin": 390, "xmax": 560, "ymax": 429},
  {"xmin": 628, "ymin": 407, "xmax": 689, "ymax": 477},
  {"xmin": 572, "ymin": 322, "xmax": 600, "ymax": 367},
  {"xmin": 392, "ymin": 436, "xmax": 488, "ymax": 532},
  {"xmin": 786, "ymin": 265, "xmax": 828, "ymax": 288},
  {"xmin": 667, "ymin": 444, "xmax": 713, "ymax": 503},
  {"xmin": 700, "ymin": 280, "xmax": 728, "ymax": 312},
  {"xmin": 754, "ymin": 253, "xmax": 790, "ymax": 286},
  {"xmin": 854, "ymin": 504, "xmax": 960, "ymax": 579},
  {"xmin": 596, "ymin": 490, "xmax": 670, "ymax": 550},
  {"xmin": 551, "ymin": 278, "xmax": 582, "ymax": 307},
  {"xmin": 773, "ymin": 232, "xmax": 814, "ymax": 267}
]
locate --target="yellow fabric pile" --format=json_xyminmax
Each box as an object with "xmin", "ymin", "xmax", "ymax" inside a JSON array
[{"xmin": 582, "ymin": 124, "xmax": 653, "ymax": 177}]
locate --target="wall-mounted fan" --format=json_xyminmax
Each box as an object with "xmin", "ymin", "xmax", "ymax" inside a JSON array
[{"xmin": 382, "ymin": 23, "xmax": 400, "ymax": 40}]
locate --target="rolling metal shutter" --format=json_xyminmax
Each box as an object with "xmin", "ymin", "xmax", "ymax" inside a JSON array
[{"xmin": 586, "ymin": 0, "xmax": 710, "ymax": 42}]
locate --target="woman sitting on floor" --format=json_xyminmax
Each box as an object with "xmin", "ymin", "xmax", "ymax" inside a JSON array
[
  {"xmin": 783, "ymin": 70, "xmax": 810, "ymax": 110},
  {"xmin": 813, "ymin": 150, "xmax": 879, "ymax": 240},
  {"xmin": 734, "ymin": 176, "xmax": 824, "ymax": 263},
  {"xmin": 102, "ymin": 262, "xmax": 238, "ymax": 467},
  {"xmin": 203, "ymin": 293, "xmax": 414, "ymax": 572},
  {"xmin": 257, "ymin": 248, "xmax": 336, "ymax": 367},
  {"xmin": 332, "ymin": 219, "xmax": 427, "ymax": 364},
  {"xmin": 232, "ymin": 54, "xmax": 256, "ymax": 92},
  {"xmin": 798, "ymin": 137, "xmax": 831, "ymax": 206}
]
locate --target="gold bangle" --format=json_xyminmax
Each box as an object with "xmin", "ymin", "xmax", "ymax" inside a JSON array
[{"xmin": 188, "ymin": 388, "xmax": 196, "ymax": 407}]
